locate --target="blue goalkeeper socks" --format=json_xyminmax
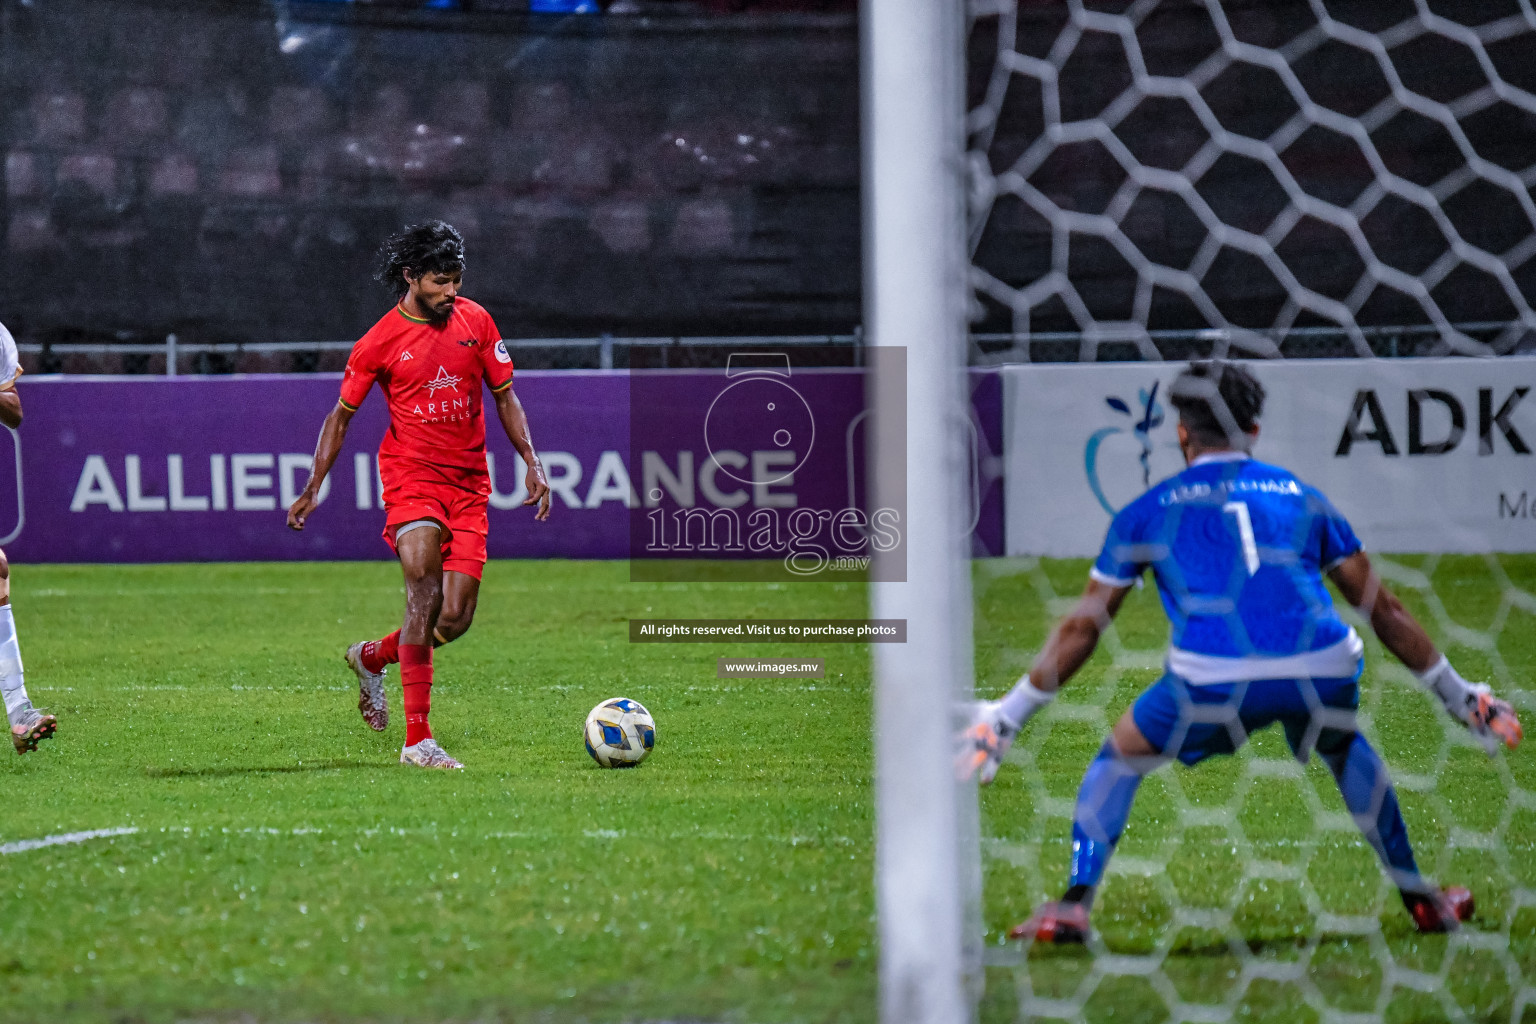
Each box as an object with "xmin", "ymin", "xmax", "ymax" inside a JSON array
[
  {"xmin": 1322, "ymin": 735, "xmax": 1421, "ymax": 886},
  {"xmin": 1068, "ymin": 740, "xmax": 1147, "ymax": 893},
  {"xmin": 1064, "ymin": 730, "xmax": 1421, "ymax": 900}
]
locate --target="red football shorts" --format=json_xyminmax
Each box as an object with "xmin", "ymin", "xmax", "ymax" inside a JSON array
[{"xmin": 379, "ymin": 455, "xmax": 491, "ymax": 579}]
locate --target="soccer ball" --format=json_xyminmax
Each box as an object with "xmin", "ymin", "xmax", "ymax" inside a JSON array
[{"xmin": 583, "ymin": 697, "xmax": 656, "ymax": 768}]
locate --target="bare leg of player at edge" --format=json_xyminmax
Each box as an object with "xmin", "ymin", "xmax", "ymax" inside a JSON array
[
  {"xmin": 0, "ymin": 549, "xmax": 54, "ymax": 755},
  {"xmin": 957, "ymin": 360, "xmax": 1525, "ymax": 944},
  {"xmin": 346, "ymin": 522, "xmax": 475, "ymax": 769}
]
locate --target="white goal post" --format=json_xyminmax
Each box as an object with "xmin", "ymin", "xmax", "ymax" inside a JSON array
[{"xmin": 863, "ymin": 0, "xmax": 982, "ymax": 1021}]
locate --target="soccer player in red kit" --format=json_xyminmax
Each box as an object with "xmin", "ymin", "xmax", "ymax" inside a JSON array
[{"xmin": 287, "ymin": 222, "xmax": 551, "ymax": 769}]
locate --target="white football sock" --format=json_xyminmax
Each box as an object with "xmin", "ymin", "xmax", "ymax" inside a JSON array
[
  {"xmin": 997, "ymin": 674, "xmax": 1054, "ymax": 729},
  {"xmin": 0, "ymin": 604, "xmax": 30, "ymax": 726}
]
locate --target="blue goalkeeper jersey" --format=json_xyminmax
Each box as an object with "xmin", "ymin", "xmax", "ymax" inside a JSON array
[{"xmin": 1091, "ymin": 452, "xmax": 1364, "ymax": 683}]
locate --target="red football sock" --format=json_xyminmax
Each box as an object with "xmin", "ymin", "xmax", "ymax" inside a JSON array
[
  {"xmin": 399, "ymin": 644, "xmax": 433, "ymax": 746},
  {"xmin": 360, "ymin": 630, "xmax": 401, "ymax": 675}
]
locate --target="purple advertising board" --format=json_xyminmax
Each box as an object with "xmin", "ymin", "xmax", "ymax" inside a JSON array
[{"xmin": 0, "ymin": 369, "xmax": 1002, "ymax": 565}]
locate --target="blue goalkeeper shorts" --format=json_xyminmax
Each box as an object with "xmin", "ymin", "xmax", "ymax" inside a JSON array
[{"xmin": 1131, "ymin": 665, "xmax": 1365, "ymax": 765}]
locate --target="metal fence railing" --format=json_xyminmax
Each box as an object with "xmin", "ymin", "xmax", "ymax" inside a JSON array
[
  {"xmin": 19, "ymin": 322, "xmax": 1534, "ymax": 375},
  {"xmin": 17, "ymin": 333, "xmax": 863, "ymax": 374},
  {"xmin": 970, "ymin": 321, "xmax": 1536, "ymax": 364}
]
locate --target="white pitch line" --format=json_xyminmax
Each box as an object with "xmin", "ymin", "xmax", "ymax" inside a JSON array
[
  {"xmin": 0, "ymin": 824, "xmax": 864, "ymax": 854},
  {"xmin": 0, "ymin": 826, "xmax": 138, "ymax": 855}
]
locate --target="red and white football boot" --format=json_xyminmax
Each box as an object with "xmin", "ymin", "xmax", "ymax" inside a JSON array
[
  {"xmin": 1404, "ymin": 886, "xmax": 1474, "ymax": 933},
  {"xmin": 1009, "ymin": 900, "xmax": 1091, "ymax": 945}
]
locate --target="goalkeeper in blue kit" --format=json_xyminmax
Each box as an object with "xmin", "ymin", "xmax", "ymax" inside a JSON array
[{"xmin": 960, "ymin": 361, "xmax": 1523, "ymax": 943}]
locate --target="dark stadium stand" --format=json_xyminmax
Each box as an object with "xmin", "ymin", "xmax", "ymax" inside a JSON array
[{"xmin": 0, "ymin": 0, "xmax": 860, "ymax": 362}]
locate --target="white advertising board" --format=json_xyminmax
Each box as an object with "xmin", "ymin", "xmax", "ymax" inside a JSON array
[{"xmin": 1004, "ymin": 357, "xmax": 1536, "ymax": 557}]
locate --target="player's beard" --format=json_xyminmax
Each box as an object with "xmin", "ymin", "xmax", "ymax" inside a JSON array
[{"xmin": 425, "ymin": 299, "xmax": 455, "ymax": 324}]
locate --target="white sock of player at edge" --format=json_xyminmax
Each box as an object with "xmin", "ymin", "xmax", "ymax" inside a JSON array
[{"xmin": 0, "ymin": 604, "xmax": 32, "ymax": 726}]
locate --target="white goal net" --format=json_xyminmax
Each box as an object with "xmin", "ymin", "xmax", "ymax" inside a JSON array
[
  {"xmin": 965, "ymin": 2, "xmax": 1536, "ymax": 1022},
  {"xmin": 967, "ymin": 0, "xmax": 1536, "ymax": 362},
  {"xmin": 973, "ymin": 552, "xmax": 1536, "ymax": 1022}
]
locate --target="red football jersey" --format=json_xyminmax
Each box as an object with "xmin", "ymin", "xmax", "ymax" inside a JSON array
[{"xmin": 339, "ymin": 297, "xmax": 514, "ymax": 470}]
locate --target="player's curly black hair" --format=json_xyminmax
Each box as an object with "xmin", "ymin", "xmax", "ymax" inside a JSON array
[
  {"xmin": 1170, "ymin": 360, "xmax": 1265, "ymax": 447},
  {"xmin": 375, "ymin": 221, "xmax": 466, "ymax": 298}
]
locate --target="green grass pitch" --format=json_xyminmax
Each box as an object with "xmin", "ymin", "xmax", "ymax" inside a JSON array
[
  {"xmin": 0, "ymin": 556, "xmax": 1532, "ymax": 1023},
  {"xmin": 974, "ymin": 554, "xmax": 1536, "ymax": 1024}
]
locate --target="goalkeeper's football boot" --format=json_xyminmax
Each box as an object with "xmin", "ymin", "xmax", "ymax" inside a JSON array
[
  {"xmin": 10, "ymin": 708, "xmax": 57, "ymax": 755},
  {"xmin": 955, "ymin": 700, "xmax": 1021, "ymax": 785},
  {"xmin": 345, "ymin": 642, "xmax": 389, "ymax": 732},
  {"xmin": 1010, "ymin": 900, "xmax": 1090, "ymax": 945},
  {"xmin": 400, "ymin": 738, "xmax": 463, "ymax": 770},
  {"xmin": 1404, "ymin": 886, "xmax": 1474, "ymax": 933}
]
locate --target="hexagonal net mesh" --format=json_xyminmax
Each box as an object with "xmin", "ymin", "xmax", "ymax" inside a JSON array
[
  {"xmin": 974, "ymin": 551, "xmax": 1536, "ymax": 1021},
  {"xmin": 964, "ymin": 3, "xmax": 1536, "ymax": 1020},
  {"xmin": 967, "ymin": 0, "xmax": 1536, "ymax": 362}
]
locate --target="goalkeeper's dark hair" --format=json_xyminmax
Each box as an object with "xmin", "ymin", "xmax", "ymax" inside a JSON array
[
  {"xmin": 375, "ymin": 221, "xmax": 465, "ymax": 298},
  {"xmin": 1169, "ymin": 360, "xmax": 1265, "ymax": 448}
]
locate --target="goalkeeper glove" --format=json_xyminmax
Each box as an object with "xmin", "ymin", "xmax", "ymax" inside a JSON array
[
  {"xmin": 1415, "ymin": 656, "xmax": 1523, "ymax": 754},
  {"xmin": 955, "ymin": 678, "xmax": 1053, "ymax": 784}
]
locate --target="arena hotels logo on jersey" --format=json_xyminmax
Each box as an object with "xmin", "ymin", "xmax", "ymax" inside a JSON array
[
  {"xmin": 415, "ymin": 366, "xmax": 468, "ymax": 424},
  {"xmin": 424, "ymin": 366, "xmax": 461, "ymax": 395}
]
